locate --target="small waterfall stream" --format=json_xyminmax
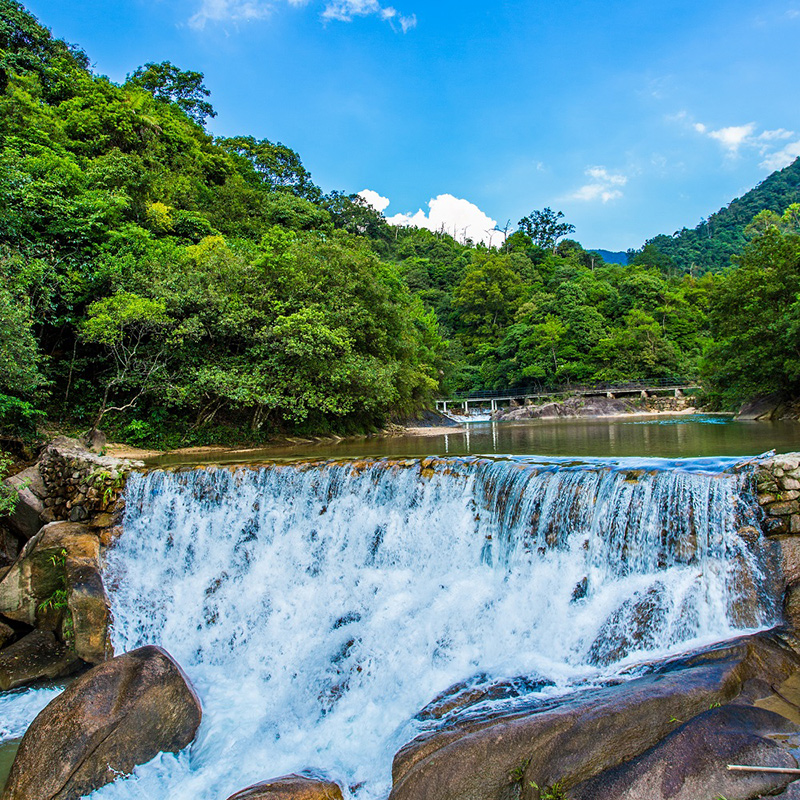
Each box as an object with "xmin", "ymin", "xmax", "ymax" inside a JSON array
[
  {"xmin": 84, "ymin": 455, "xmax": 778, "ymax": 799},
  {"xmin": 0, "ymin": 455, "xmax": 781, "ymax": 800}
]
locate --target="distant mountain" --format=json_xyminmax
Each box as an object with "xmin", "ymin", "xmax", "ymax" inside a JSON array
[
  {"xmin": 629, "ymin": 157, "xmax": 800, "ymax": 275},
  {"xmin": 590, "ymin": 249, "xmax": 628, "ymax": 265}
]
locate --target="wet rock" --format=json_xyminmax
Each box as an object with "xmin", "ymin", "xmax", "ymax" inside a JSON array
[
  {"xmin": 83, "ymin": 429, "xmax": 107, "ymax": 454},
  {"xmin": 571, "ymin": 577, "xmax": 589, "ymax": 602},
  {"xmin": 587, "ymin": 585, "xmax": 667, "ymax": 666},
  {"xmin": 770, "ymin": 782, "xmax": 800, "ymax": 799},
  {"xmin": 0, "ymin": 619, "xmax": 14, "ymax": 649},
  {"xmin": 0, "ymin": 522, "xmax": 100, "ymax": 628},
  {"xmin": 780, "ymin": 538, "xmax": 800, "ymax": 587},
  {"xmin": 785, "ymin": 583, "xmax": 800, "ymax": 630},
  {"xmin": 226, "ymin": 774, "xmax": 344, "ymax": 800},
  {"xmin": 2, "ymin": 645, "xmax": 202, "ymax": 800},
  {"xmin": 770, "ymin": 501, "xmax": 800, "ymax": 517},
  {"xmin": 416, "ymin": 674, "xmax": 555, "ymax": 722},
  {"xmin": 0, "ymin": 630, "xmax": 81, "ymax": 691},
  {"xmin": 0, "ymin": 528, "xmax": 19, "ymax": 568},
  {"xmin": 65, "ymin": 546, "xmax": 112, "ymax": 664},
  {"xmin": 3, "ymin": 466, "xmax": 45, "ymax": 541},
  {"xmin": 737, "ymin": 394, "xmax": 785, "ymax": 420},
  {"xmin": 570, "ymin": 705, "xmax": 797, "ymax": 800},
  {"xmin": 389, "ymin": 631, "xmax": 800, "ymax": 800}
]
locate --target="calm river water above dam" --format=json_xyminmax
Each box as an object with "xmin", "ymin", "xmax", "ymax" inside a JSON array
[{"xmin": 146, "ymin": 414, "xmax": 800, "ymax": 467}]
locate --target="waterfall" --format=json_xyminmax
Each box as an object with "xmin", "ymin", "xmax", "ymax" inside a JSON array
[{"xmin": 79, "ymin": 455, "xmax": 778, "ymax": 800}]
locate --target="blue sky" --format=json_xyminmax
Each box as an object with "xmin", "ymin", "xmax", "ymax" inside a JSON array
[{"xmin": 22, "ymin": 0, "xmax": 800, "ymax": 250}]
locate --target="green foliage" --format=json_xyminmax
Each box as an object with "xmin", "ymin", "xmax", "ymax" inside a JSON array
[
  {"xmin": 702, "ymin": 204, "xmax": 800, "ymax": 407},
  {"xmin": 37, "ymin": 548, "xmax": 68, "ymax": 611},
  {"xmin": 517, "ymin": 208, "xmax": 575, "ymax": 250},
  {"xmin": 629, "ymin": 157, "xmax": 800, "ymax": 275},
  {"xmin": 1, "ymin": 0, "xmax": 797, "ymax": 446},
  {"xmin": 530, "ymin": 779, "xmax": 568, "ymax": 800},
  {"xmin": 0, "ymin": 454, "xmax": 20, "ymax": 516},
  {"xmin": 126, "ymin": 61, "xmax": 216, "ymax": 125}
]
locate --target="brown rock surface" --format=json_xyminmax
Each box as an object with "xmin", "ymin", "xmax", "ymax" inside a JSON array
[
  {"xmin": 389, "ymin": 631, "xmax": 800, "ymax": 800},
  {"xmin": 3, "ymin": 466, "xmax": 45, "ymax": 541},
  {"xmin": 0, "ymin": 630, "xmax": 81, "ymax": 691},
  {"xmin": 64, "ymin": 540, "xmax": 112, "ymax": 663},
  {"xmin": 226, "ymin": 774, "xmax": 344, "ymax": 800},
  {"xmin": 0, "ymin": 620, "xmax": 14, "ymax": 649},
  {"xmin": 570, "ymin": 705, "xmax": 798, "ymax": 800},
  {"xmin": 2, "ymin": 645, "xmax": 202, "ymax": 800},
  {"xmin": 0, "ymin": 522, "xmax": 98, "ymax": 626}
]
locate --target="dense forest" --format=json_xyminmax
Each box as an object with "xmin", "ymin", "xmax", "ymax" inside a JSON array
[
  {"xmin": 628, "ymin": 158, "xmax": 800, "ymax": 275},
  {"xmin": 1, "ymin": 0, "xmax": 799, "ymax": 450}
]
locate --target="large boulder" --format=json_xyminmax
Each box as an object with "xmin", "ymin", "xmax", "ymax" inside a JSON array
[
  {"xmin": 389, "ymin": 631, "xmax": 800, "ymax": 800},
  {"xmin": 64, "ymin": 535, "xmax": 112, "ymax": 664},
  {"xmin": 0, "ymin": 521, "xmax": 110, "ymax": 662},
  {"xmin": 570, "ymin": 705, "xmax": 798, "ymax": 800},
  {"xmin": 226, "ymin": 774, "xmax": 344, "ymax": 800},
  {"xmin": 3, "ymin": 465, "xmax": 45, "ymax": 541},
  {"xmin": 737, "ymin": 394, "xmax": 785, "ymax": 421},
  {"xmin": 2, "ymin": 645, "xmax": 202, "ymax": 800},
  {"xmin": 0, "ymin": 630, "xmax": 81, "ymax": 691}
]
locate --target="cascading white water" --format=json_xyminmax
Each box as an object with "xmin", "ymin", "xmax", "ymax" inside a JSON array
[
  {"xmin": 77, "ymin": 455, "xmax": 778, "ymax": 800},
  {"xmin": 0, "ymin": 455, "xmax": 775, "ymax": 799}
]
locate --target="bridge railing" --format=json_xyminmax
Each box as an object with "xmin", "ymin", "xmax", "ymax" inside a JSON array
[{"xmin": 437, "ymin": 378, "xmax": 700, "ymax": 403}]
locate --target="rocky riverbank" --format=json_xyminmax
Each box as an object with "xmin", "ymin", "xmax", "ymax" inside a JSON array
[{"xmin": 490, "ymin": 393, "xmax": 696, "ymax": 421}]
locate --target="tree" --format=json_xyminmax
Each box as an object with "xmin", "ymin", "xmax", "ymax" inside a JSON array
[
  {"xmin": 0, "ymin": 284, "xmax": 47, "ymax": 435},
  {"xmin": 517, "ymin": 208, "xmax": 575, "ymax": 250},
  {"xmin": 218, "ymin": 136, "xmax": 320, "ymax": 200},
  {"xmin": 80, "ymin": 292, "xmax": 172, "ymax": 433},
  {"xmin": 703, "ymin": 206, "xmax": 800, "ymax": 406},
  {"xmin": 126, "ymin": 61, "xmax": 216, "ymax": 125}
]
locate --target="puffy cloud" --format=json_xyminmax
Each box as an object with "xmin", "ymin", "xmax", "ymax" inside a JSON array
[
  {"xmin": 359, "ymin": 191, "xmax": 502, "ymax": 245},
  {"xmin": 189, "ymin": 0, "xmax": 273, "ymax": 29},
  {"xmin": 357, "ymin": 189, "xmax": 391, "ymax": 213},
  {"xmin": 567, "ymin": 166, "xmax": 627, "ymax": 203},
  {"xmin": 707, "ymin": 123, "xmax": 757, "ymax": 154}
]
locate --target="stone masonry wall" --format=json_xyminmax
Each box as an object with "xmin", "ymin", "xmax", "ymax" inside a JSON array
[
  {"xmin": 755, "ymin": 454, "xmax": 800, "ymax": 537},
  {"xmin": 36, "ymin": 437, "xmax": 139, "ymax": 530}
]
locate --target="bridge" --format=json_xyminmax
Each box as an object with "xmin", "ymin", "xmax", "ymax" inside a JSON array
[{"xmin": 435, "ymin": 379, "xmax": 701, "ymax": 416}]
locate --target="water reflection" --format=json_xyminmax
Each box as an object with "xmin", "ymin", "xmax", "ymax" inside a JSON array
[{"xmin": 147, "ymin": 414, "xmax": 800, "ymax": 468}]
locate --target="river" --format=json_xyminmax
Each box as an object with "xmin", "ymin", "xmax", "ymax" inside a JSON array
[{"xmin": 145, "ymin": 414, "xmax": 800, "ymax": 467}]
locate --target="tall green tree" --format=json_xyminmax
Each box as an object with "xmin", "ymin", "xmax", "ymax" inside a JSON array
[{"xmin": 126, "ymin": 61, "xmax": 216, "ymax": 125}]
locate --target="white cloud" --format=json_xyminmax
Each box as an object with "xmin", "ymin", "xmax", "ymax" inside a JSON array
[
  {"xmin": 684, "ymin": 115, "xmax": 798, "ymax": 170},
  {"xmin": 189, "ymin": 0, "xmax": 272, "ymax": 29},
  {"xmin": 568, "ymin": 166, "xmax": 627, "ymax": 203},
  {"xmin": 399, "ymin": 13, "xmax": 417, "ymax": 32},
  {"xmin": 707, "ymin": 123, "xmax": 757, "ymax": 154},
  {"xmin": 321, "ymin": 0, "xmax": 414, "ymax": 28},
  {"xmin": 189, "ymin": 0, "xmax": 414, "ymax": 30},
  {"xmin": 367, "ymin": 192, "xmax": 503, "ymax": 246},
  {"xmin": 757, "ymin": 128, "xmax": 794, "ymax": 142},
  {"xmin": 358, "ymin": 188, "xmax": 391, "ymax": 213},
  {"xmin": 760, "ymin": 140, "xmax": 800, "ymax": 171}
]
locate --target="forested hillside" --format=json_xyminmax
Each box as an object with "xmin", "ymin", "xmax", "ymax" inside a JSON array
[
  {"xmin": 1, "ymin": 0, "xmax": 799, "ymax": 450},
  {"xmin": 0, "ymin": 0, "xmax": 446, "ymax": 445},
  {"xmin": 629, "ymin": 157, "xmax": 800, "ymax": 275}
]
